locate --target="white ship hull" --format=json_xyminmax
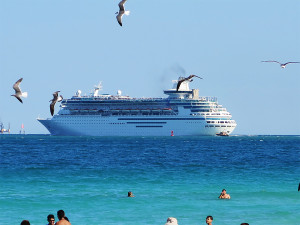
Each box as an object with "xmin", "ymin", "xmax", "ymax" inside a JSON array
[
  {"xmin": 38, "ymin": 77, "xmax": 237, "ymax": 136},
  {"xmin": 38, "ymin": 115, "xmax": 236, "ymax": 136}
]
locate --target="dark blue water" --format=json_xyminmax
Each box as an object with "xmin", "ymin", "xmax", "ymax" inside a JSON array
[{"xmin": 0, "ymin": 135, "xmax": 299, "ymax": 225}]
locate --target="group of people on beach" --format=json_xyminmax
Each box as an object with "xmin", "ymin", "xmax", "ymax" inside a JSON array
[
  {"xmin": 20, "ymin": 189, "xmax": 247, "ymax": 225},
  {"xmin": 20, "ymin": 210, "xmax": 71, "ymax": 225}
]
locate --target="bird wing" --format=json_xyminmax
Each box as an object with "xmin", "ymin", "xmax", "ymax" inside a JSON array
[
  {"xmin": 15, "ymin": 96, "xmax": 23, "ymax": 103},
  {"xmin": 285, "ymin": 62, "xmax": 300, "ymax": 65},
  {"xmin": 261, "ymin": 61, "xmax": 280, "ymax": 64},
  {"xmin": 190, "ymin": 74, "xmax": 203, "ymax": 79},
  {"xmin": 13, "ymin": 78, "xmax": 23, "ymax": 94},
  {"xmin": 118, "ymin": 0, "xmax": 127, "ymax": 11},
  {"xmin": 52, "ymin": 91, "xmax": 59, "ymax": 101},
  {"xmin": 176, "ymin": 80, "xmax": 184, "ymax": 91},
  {"xmin": 116, "ymin": 13, "xmax": 124, "ymax": 26},
  {"xmin": 50, "ymin": 101, "xmax": 56, "ymax": 116}
]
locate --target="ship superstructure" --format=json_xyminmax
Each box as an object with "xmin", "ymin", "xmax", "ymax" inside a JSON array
[{"xmin": 38, "ymin": 77, "xmax": 237, "ymax": 136}]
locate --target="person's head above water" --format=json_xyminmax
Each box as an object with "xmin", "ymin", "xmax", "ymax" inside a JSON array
[
  {"xmin": 206, "ymin": 216, "xmax": 213, "ymax": 224},
  {"xmin": 47, "ymin": 214, "xmax": 55, "ymax": 224},
  {"xmin": 57, "ymin": 210, "xmax": 65, "ymax": 220},
  {"xmin": 128, "ymin": 191, "xmax": 134, "ymax": 197},
  {"xmin": 20, "ymin": 220, "xmax": 30, "ymax": 225}
]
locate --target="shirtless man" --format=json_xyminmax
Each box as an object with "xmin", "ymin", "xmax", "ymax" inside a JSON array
[
  {"xmin": 218, "ymin": 189, "xmax": 231, "ymax": 199},
  {"xmin": 55, "ymin": 210, "xmax": 71, "ymax": 225}
]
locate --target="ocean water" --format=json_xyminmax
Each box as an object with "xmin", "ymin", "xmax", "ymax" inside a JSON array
[{"xmin": 0, "ymin": 135, "xmax": 299, "ymax": 225}]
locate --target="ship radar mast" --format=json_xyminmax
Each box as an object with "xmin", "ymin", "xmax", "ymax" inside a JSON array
[
  {"xmin": 92, "ymin": 82, "xmax": 103, "ymax": 97},
  {"xmin": 75, "ymin": 90, "xmax": 82, "ymax": 97}
]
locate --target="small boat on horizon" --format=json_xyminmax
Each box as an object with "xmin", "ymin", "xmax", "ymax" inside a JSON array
[{"xmin": 216, "ymin": 131, "xmax": 229, "ymax": 136}]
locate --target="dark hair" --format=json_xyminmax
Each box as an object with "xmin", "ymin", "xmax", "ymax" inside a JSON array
[
  {"xmin": 241, "ymin": 223, "xmax": 249, "ymax": 225},
  {"xmin": 64, "ymin": 216, "xmax": 69, "ymax": 222},
  {"xmin": 47, "ymin": 214, "xmax": 55, "ymax": 221},
  {"xmin": 206, "ymin": 215, "xmax": 213, "ymax": 220},
  {"xmin": 57, "ymin": 210, "xmax": 65, "ymax": 220},
  {"xmin": 128, "ymin": 191, "xmax": 132, "ymax": 197},
  {"xmin": 20, "ymin": 220, "xmax": 30, "ymax": 225},
  {"xmin": 222, "ymin": 189, "xmax": 226, "ymax": 192}
]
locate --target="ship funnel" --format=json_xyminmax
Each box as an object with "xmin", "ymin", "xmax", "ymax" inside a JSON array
[
  {"xmin": 117, "ymin": 90, "xmax": 122, "ymax": 96},
  {"xmin": 173, "ymin": 77, "xmax": 190, "ymax": 91}
]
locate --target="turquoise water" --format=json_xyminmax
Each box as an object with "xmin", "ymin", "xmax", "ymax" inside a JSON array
[{"xmin": 0, "ymin": 135, "xmax": 299, "ymax": 225}]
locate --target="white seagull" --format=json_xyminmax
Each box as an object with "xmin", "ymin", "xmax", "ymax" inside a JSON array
[
  {"xmin": 50, "ymin": 91, "xmax": 63, "ymax": 116},
  {"xmin": 116, "ymin": 0, "xmax": 130, "ymax": 26},
  {"xmin": 176, "ymin": 74, "xmax": 203, "ymax": 91},
  {"xmin": 11, "ymin": 78, "xmax": 28, "ymax": 103},
  {"xmin": 261, "ymin": 61, "xmax": 300, "ymax": 68}
]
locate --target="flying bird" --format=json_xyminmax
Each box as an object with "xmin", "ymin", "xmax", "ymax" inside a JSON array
[
  {"xmin": 11, "ymin": 78, "xmax": 28, "ymax": 103},
  {"xmin": 50, "ymin": 91, "xmax": 63, "ymax": 116},
  {"xmin": 176, "ymin": 75, "xmax": 203, "ymax": 91},
  {"xmin": 116, "ymin": 0, "xmax": 130, "ymax": 26},
  {"xmin": 261, "ymin": 61, "xmax": 300, "ymax": 68}
]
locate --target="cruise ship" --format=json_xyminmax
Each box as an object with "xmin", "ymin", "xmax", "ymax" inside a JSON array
[{"xmin": 38, "ymin": 77, "xmax": 237, "ymax": 136}]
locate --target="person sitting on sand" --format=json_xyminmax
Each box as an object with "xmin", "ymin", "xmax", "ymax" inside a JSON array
[
  {"xmin": 55, "ymin": 210, "xmax": 71, "ymax": 225},
  {"xmin": 165, "ymin": 217, "xmax": 178, "ymax": 225},
  {"xmin": 128, "ymin": 191, "xmax": 134, "ymax": 197},
  {"xmin": 218, "ymin": 189, "xmax": 230, "ymax": 199},
  {"xmin": 47, "ymin": 214, "xmax": 55, "ymax": 225},
  {"xmin": 206, "ymin": 216, "xmax": 213, "ymax": 225},
  {"xmin": 21, "ymin": 220, "xmax": 30, "ymax": 225}
]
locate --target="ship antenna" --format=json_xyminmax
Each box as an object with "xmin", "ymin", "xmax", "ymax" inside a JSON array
[{"xmin": 93, "ymin": 82, "xmax": 103, "ymax": 97}]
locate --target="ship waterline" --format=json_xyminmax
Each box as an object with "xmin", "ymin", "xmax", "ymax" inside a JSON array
[{"xmin": 38, "ymin": 77, "xmax": 237, "ymax": 136}]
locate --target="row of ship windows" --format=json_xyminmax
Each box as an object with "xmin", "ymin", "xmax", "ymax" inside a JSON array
[
  {"xmin": 205, "ymin": 125, "xmax": 234, "ymax": 128},
  {"xmin": 207, "ymin": 121, "xmax": 235, "ymax": 124},
  {"xmin": 57, "ymin": 121, "xmax": 110, "ymax": 123},
  {"xmin": 57, "ymin": 121, "xmax": 203, "ymax": 125},
  {"xmin": 186, "ymin": 122, "xmax": 202, "ymax": 123}
]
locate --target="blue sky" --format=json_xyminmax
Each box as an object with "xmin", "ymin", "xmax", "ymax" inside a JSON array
[{"xmin": 1, "ymin": 0, "xmax": 299, "ymax": 135}]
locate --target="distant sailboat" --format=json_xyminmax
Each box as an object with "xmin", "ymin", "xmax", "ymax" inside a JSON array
[
  {"xmin": 0, "ymin": 122, "xmax": 10, "ymax": 134},
  {"xmin": 19, "ymin": 123, "xmax": 25, "ymax": 134}
]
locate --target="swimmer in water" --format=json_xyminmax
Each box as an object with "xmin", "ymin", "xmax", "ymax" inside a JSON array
[
  {"xmin": 218, "ymin": 189, "xmax": 231, "ymax": 199},
  {"xmin": 127, "ymin": 191, "xmax": 134, "ymax": 197},
  {"xmin": 47, "ymin": 214, "xmax": 55, "ymax": 225},
  {"xmin": 206, "ymin": 216, "xmax": 213, "ymax": 225}
]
